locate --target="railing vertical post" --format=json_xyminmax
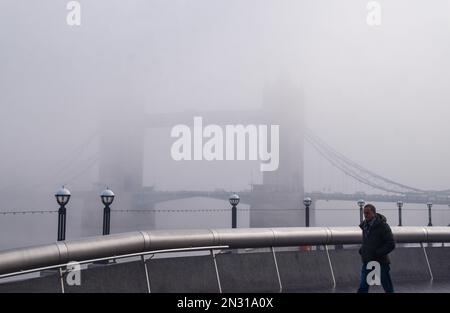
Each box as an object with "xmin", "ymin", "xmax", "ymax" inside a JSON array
[
  {"xmin": 271, "ymin": 247, "xmax": 282, "ymax": 293},
  {"xmin": 211, "ymin": 249, "xmax": 222, "ymax": 293},
  {"xmin": 141, "ymin": 255, "xmax": 151, "ymax": 293},
  {"xmin": 59, "ymin": 267, "xmax": 65, "ymax": 293},
  {"xmin": 324, "ymin": 245, "xmax": 336, "ymax": 288}
]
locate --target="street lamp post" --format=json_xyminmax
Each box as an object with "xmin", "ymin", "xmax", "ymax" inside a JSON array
[
  {"xmin": 55, "ymin": 186, "xmax": 71, "ymax": 241},
  {"xmin": 101, "ymin": 188, "xmax": 115, "ymax": 235},
  {"xmin": 357, "ymin": 199, "xmax": 365, "ymax": 224},
  {"xmin": 397, "ymin": 201, "xmax": 404, "ymax": 226},
  {"xmin": 427, "ymin": 202, "xmax": 433, "ymax": 227},
  {"xmin": 229, "ymin": 194, "xmax": 240, "ymax": 229},
  {"xmin": 303, "ymin": 197, "xmax": 312, "ymax": 227}
]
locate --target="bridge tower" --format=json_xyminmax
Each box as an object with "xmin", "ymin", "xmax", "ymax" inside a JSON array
[
  {"xmin": 81, "ymin": 94, "xmax": 153, "ymax": 236},
  {"xmin": 98, "ymin": 109, "xmax": 144, "ymax": 193},
  {"xmin": 249, "ymin": 79, "xmax": 305, "ymax": 227}
]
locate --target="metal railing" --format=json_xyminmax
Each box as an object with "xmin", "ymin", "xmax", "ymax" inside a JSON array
[
  {"xmin": 0, "ymin": 245, "xmax": 229, "ymax": 293},
  {"xmin": 1, "ymin": 226, "xmax": 450, "ymax": 276}
]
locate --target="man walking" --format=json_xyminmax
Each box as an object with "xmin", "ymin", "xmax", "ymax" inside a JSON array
[{"xmin": 358, "ymin": 203, "xmax": 396, "ymax": 293}]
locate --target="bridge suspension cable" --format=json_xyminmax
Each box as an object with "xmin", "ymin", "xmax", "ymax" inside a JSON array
[
  {"xmin": 305, "ymin": 129, "xmax": 437, "ymax": 195},
  {"xmin": 305, "ymin": 133, "xmax": 404, "ymax": 194}
]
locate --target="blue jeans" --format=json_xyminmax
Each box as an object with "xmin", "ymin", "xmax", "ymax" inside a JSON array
[{"xmin": 357, "ymin": 262, "xmax": 394, "ymax": 293}]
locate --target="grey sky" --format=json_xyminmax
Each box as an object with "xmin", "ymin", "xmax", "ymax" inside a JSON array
[{"xmin": 0, "ymin": 0, "xmax": 450, "ymax": 197}]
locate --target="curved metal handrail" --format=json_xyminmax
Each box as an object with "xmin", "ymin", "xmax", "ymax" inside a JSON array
[
  {"xmin": 0, "ymin": 226, "xmax": 449, "ymax": 275},
  {"xmin": 0, "ymin": 245, "xmax": 229, "ymax": 280}
]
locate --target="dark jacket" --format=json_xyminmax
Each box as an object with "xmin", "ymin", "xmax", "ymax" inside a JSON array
[{"xmin": 358, "ymin": 213, "xmax": 395, "ymax": 264}]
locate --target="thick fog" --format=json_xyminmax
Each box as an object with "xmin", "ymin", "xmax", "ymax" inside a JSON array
[{"xmin": 1, "ymin": 1, "xmax": 450, "ymax": 248}]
